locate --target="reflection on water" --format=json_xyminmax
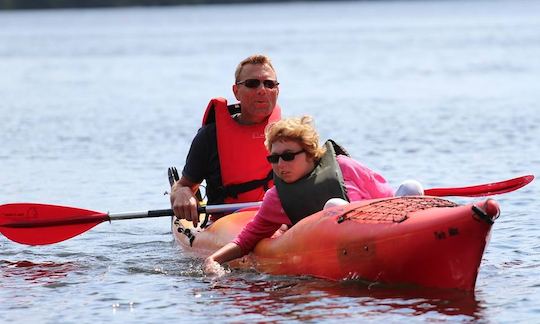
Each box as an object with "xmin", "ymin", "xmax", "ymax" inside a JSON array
[
  {"xmin": 198, "ymin": 274, "xmax": 483, "ymax": 322},
  {"xmin": 0, "ymin": 260, "xmax": 76, "ymax": 287}
]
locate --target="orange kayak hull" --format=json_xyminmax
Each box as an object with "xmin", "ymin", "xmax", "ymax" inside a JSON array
[{"xmin": 173, "ymin": 196, "xmax": 499, "ymax": 291}]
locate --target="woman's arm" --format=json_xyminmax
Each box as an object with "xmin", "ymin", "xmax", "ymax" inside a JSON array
[
  {"xmin": 203, "ymin": 188, "xmax": 290, "ymax": 273},
  {"xmin": 232, "ymin": 187, "xmax": 291, "ymax": 254},
  {"xmin": 204, "ymin": 242, "xmax": 243, "ymax": 273}
]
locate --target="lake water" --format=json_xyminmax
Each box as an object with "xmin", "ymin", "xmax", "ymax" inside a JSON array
[{"xmin": 1, "ymin": 0, "xmax": 539, "ymax": 322}]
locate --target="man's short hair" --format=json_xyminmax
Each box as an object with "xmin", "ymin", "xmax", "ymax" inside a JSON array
[{"xmin": 235, "ymin": 54, "xmax": 276, "ymax": 82}]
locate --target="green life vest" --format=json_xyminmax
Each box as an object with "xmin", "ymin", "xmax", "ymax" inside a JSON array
[{"xmin": 274, "ymin": 140, "xmax": 349, "ymax": 225}]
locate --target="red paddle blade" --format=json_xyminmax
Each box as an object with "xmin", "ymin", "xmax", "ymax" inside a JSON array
[
  {"xmin": 425, "ymin": 174, "xmax": 534, "ymax": 197},
  {"xmin": 0, "ymin": 203, "xmax": 109, "ymax": 245}
]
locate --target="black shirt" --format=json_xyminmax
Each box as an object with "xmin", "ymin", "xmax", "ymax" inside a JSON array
[{"xmin": 182, "ymin": 123, "xmax": 224, "ymax": 204}]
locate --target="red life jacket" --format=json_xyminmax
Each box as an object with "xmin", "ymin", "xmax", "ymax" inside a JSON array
[{"xmin": 202, "ymin": 97, "xmax": 281, "ymax": 203}]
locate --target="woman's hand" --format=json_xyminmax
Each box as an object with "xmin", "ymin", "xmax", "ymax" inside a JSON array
[
  {"xmin": 203, "ymin": 243, "xmax": 244, "ymax": 276},
  {"xmin": 203, "ymin": 257, "xmax": 227, "ymax": 277}
]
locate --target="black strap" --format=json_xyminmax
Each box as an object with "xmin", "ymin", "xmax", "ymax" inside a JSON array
[
  {"xmin": 204, "ymin": 103, "xmax": 241, "ymax": 125},
  {"xmin": 168, "ymin": 166, "xmax": 203, "ymax": 201},
  {"xmin": 327, "ymin": 139, "xmax": 350, "ymax": 157},
  {"xmin": 217, "ymin": 170, "xmax": 273, "ymax": 199},
  {"xmin": 168, "ymin": 167, "xmax": 179, "ymax": 187}
]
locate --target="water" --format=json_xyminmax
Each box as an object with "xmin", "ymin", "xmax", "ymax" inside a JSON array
[{"xmin": 1, "ymin": 0, "xmax": 539, "ymax": 322}]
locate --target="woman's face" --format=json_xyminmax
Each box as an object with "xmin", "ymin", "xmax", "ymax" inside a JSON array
[{"xmin": 269, "ymin": 140, "xmax": 315, "ymax": 183}]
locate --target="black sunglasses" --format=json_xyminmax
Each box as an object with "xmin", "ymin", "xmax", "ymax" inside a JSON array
[
  {"xmin": 236, "ymin": 79, "xmax": 279, "ymax": 89},
  {"xmin": 266, "ymin": 150, "xmax": 305, "ymax": 164}
]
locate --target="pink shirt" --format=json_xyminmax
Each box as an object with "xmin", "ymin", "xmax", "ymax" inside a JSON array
[{"xmin": 232, "ymin": 155, "xmax": 394, "ymax": 255}]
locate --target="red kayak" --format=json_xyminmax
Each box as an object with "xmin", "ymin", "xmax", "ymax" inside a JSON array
[{"xmin": 173, "ymin": 196, "xmax": 500, "ymax": 291}]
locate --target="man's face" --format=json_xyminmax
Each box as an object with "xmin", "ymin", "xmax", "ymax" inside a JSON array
[{"xmin": 233, "ymin": 63, "xmax": 279, "ymax": 124}]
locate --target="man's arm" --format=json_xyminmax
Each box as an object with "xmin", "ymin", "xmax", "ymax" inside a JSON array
[{"xmin": 172, "ymin": 124, "xmax": 216, "ymax": 227}]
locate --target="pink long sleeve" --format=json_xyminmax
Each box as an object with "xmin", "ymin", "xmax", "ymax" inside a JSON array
[
  {"xmin": 337, "ymin": 155, "xmax": 395, "ymax": 200},
  {"xmin": 232, "ymin": 187, "xmax": 291, "ymax": 255}
]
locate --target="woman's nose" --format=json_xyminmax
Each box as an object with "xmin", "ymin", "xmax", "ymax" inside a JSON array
[{"xmin": 277, "ymin": 158, "xmax": 288, "ymax": 168}]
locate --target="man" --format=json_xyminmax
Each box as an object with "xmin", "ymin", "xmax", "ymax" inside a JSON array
[{"xmin": 170, "ymin": 54, "xmax": 281, "ymax": 227}]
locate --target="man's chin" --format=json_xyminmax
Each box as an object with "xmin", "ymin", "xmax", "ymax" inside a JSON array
[
  {"xmin": 259, "ymin": 106, "xmax": 275, "ymax": 116},
  {"xmin": 255, "ymin": 102, "xmax": 273, "ymax": 110}
]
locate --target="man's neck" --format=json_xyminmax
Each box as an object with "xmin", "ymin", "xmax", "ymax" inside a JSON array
[{"xmin": 236, "ymin": 113, "xmax": 265, "ymax": 125}]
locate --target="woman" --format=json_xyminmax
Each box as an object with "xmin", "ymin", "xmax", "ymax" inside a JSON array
[{"xmin": 204, "ymin": 116, "xmax": 421, "ymax": 273}]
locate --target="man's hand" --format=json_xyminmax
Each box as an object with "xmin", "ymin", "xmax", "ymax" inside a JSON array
[{"xmin": 170, "ymin": 178, "xmax": 200, "ymax": 227}]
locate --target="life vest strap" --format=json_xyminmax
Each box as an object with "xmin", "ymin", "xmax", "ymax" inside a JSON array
[{"xmin": 216, "ymin": 170, "xmax": 273, "ymax": 199}]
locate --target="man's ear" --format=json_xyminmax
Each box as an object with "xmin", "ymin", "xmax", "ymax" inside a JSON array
[{"xmin": 232, "ymin": 84, "xmax": 240, "ymax": 101}]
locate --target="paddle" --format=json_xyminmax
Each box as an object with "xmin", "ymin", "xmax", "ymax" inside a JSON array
[
  {"xmin": 424, "ymin": 174, "xmax": 534, "ymax": 197},
  {"xmin": 0, "ymin": 202, "xmax": 262, "ymax": 246},
  {"xmin": 0, "ymin": 175, "xmax": 533, "ymax": 245}
]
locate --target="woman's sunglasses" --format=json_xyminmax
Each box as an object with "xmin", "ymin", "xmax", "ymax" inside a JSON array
[
  {"xmin": 236, "ymin": 79, "xmax": 279, "ymax": 89},
  {"xmin": 266, "ymin": 150, "xmax": 305, "ymax": 164}
]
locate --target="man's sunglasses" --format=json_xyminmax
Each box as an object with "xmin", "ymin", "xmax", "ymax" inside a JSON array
[
  {"xmin": 236, "ymin": 79, "xmax": 279, "ymax": 89},
  {"xmin": 266, "ymin": 150, "xmax": 305, "ymax": 164}
]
